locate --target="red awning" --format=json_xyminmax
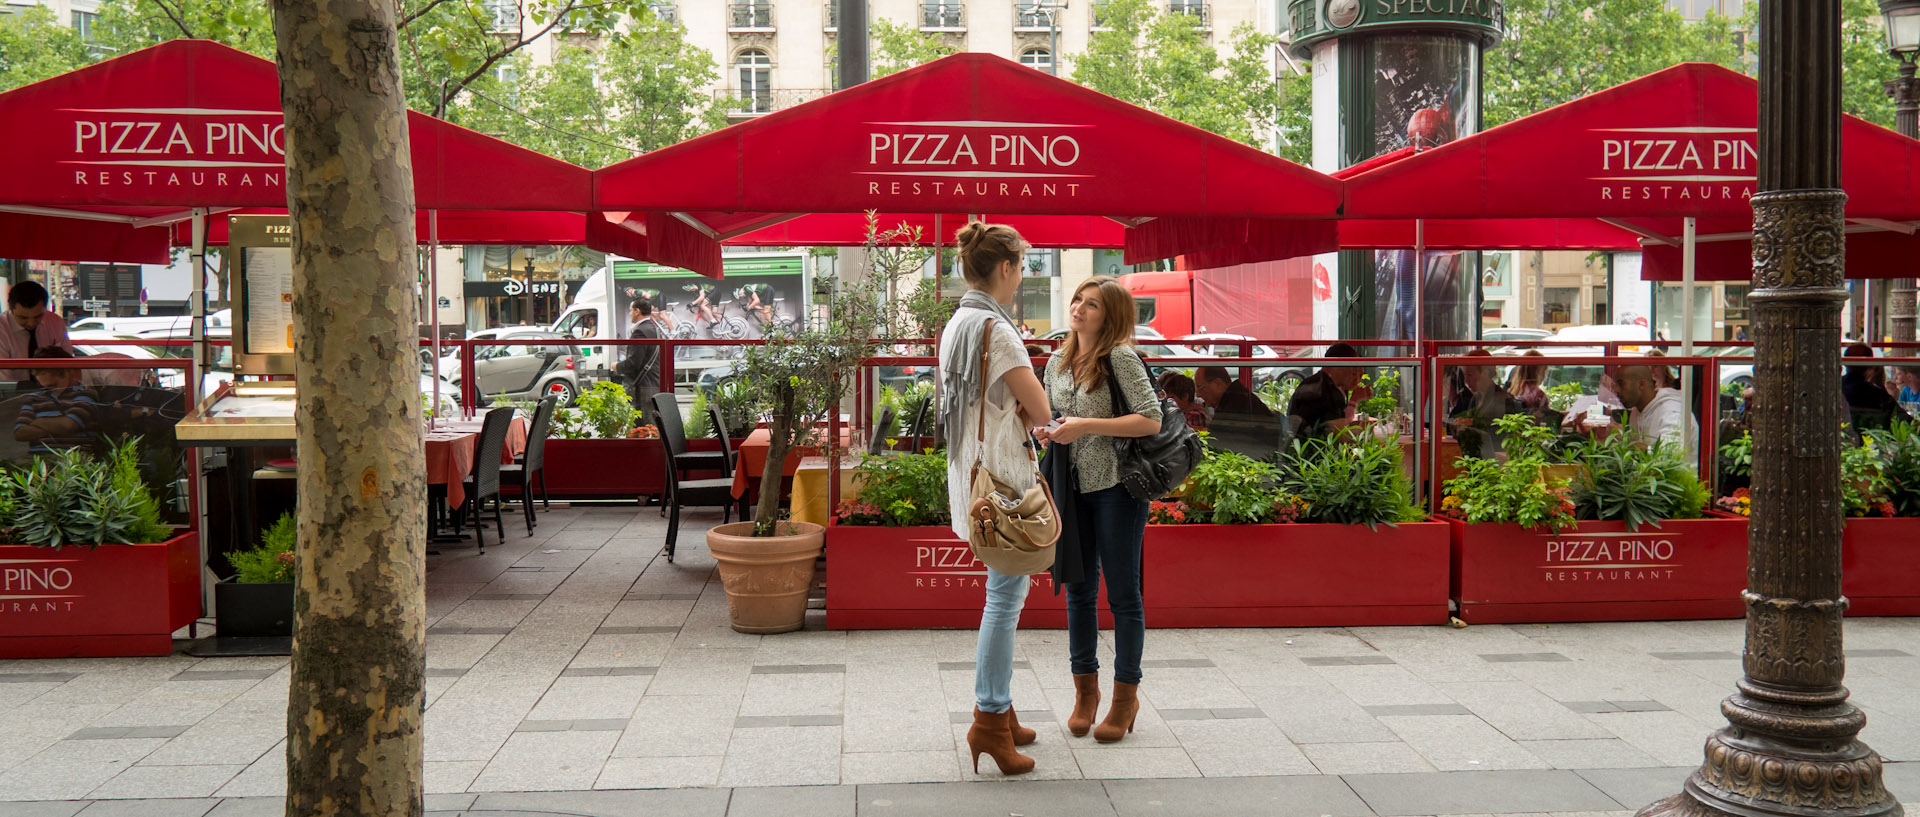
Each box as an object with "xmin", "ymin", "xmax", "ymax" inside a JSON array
[
  {"xmin": 173, "ymin": 209, "xmax": 595, "ymax": 246},
  {"xmin": 591, "ymin": 53, "xmax": 1341, "ymax": 276},
  {"xmin": 1641, "ymin": 229, "xmax": 1920, "ymax": 281},
  {"xmin": 1344, "ymin": 63, "xmax": 1920, "ymax": 222},
  {"xmin": 0, "ymin": 40, "xmax": 607, "ymax": 266}
]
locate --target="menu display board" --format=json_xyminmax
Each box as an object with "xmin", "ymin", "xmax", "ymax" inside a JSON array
[{"xmin": 228, "ymin": 216, "xmax": 296, "ymax": 375}]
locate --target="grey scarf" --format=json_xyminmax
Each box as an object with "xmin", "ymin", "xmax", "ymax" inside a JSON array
[{"xmin": 941, "ymin": 290, "xmax": 1019, "ymax": 437}]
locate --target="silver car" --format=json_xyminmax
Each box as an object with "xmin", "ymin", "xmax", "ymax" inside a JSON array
[{"xmin": 439, "ymin": 329, "xmax": 584, "ymax": 406}]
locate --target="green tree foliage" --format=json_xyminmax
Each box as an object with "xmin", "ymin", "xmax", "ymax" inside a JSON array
[
  {"xmin": 869, "ymin": 17, "xmax": 953, "ymax": 78},
  {"xmin": 1069, "ymin": 0, "xmax": 1283, "ymax": 147},
  {"xmin": 0, "ymin": 6, "xmax": 91, "ymax": 90},
  {"xmin": 1274, "ymin": 64, "xmax": 1313, "ymax": 165},
  {"xmin": 1484, "ymin": 0, "xmax": 1743, "ymax": 127},
  {"xmin": 1837, "ymin": 0, "xmax": 1900, "ymax": 127}
]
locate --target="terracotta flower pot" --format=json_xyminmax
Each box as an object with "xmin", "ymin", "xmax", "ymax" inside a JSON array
[{"xmin": 705, "ymin": 520, "xmax": 825, "ymax": 634}]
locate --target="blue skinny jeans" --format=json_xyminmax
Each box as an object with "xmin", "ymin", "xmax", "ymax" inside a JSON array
[{"xmin": 974, "ymin": 565, "xmax": 1030, "ymax": 714}]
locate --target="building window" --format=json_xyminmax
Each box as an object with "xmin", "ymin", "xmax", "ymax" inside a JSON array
[
  {"xmin": 1015, "ymin": 2, "xmax": 1049, "ymax": 28},
  {"xmin": 648, "ymin": 1, "xmax": 676, "ymax": 23},
  {"xmin": 825, "ymin": 0, "xmax": 839, "ymax": 30},
  {"xmin": 730, "ymin": 0, "xmax": 772, "ymax": 29},
  {"xmin": 70, "ymin": 9, "xmax": 98, "ymax": 41},
  {"xmin": 1167, "ymin": 0, "xmax": 1209, "ymax": 26},
  {"xmin": 1544, "ymin": 287, "xmax": 1580, "ymax": 326},
  {"xmin": 1090, "ymin": 0, "xmax": 1115, "ymax": 28},
  {"xmin": 1019, "ymin": 47, "xmax": 1052, "ymax": 73},
  {"xmin": 483, "ymin": 0, "xmax": 520, "ymax": 31},
  {"xmin": 921, "ymin": 1, "xmax": 964, "ymax": 29},
  {"xmin": 736, "ymin": 49, "xmax": 772, "ymax": 114}
]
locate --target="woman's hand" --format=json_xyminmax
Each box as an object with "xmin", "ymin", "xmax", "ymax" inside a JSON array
[{"xmin": 1048, "ymin": 416, "xmax": 1092, "ymax": 444}]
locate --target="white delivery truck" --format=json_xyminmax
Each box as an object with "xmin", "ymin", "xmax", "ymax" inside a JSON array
[{"xmin": 551, "ymin": 252, "xmax": 811, "ymax": 389}]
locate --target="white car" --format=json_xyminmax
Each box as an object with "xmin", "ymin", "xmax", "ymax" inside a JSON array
[
  {"xmin": 1176, "ymin": 333, "xmax": 1313, "ymax": 387},
  {"xmin": 134, "ymin": 327, "xmax": 460, "ymax": 415}
]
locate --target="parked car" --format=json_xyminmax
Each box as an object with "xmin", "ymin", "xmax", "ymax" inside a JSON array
[
  {"xmin": 1481, "ymin": 327, "xmax": 1553, "ymax": 343},
  {"xmin": 1176, "ymin": 333, "xmax": 1313, "ymax": 387},
  {"xmin": 133, "ymin": 327, "xmax": 460, "ymax": 414},
  {"xmin": 438, "ymin": 329, "xmax": 583, "ymax": 406},
  {"xmin": 68, "ymin": 330, "xmax": 179, "ymax": 389}
]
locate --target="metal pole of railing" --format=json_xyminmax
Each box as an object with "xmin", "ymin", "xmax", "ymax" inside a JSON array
[
  {"xmin": 429, "ymin": 210, "xmax": 441, "ymax": 430},
  {"xmin": 1413, "ymin": 219, "xmax": 1425, "ymax": 503}
]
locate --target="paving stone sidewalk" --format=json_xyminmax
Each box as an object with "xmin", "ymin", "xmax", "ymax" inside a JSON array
[{"xmin": 0, "ymin": 505, "xmax": 1915, "ymax": 816}]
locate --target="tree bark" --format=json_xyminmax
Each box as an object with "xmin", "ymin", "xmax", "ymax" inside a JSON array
[{"xmin": 270, "ymin": 1, "xmax": 426, "ymax": 814}]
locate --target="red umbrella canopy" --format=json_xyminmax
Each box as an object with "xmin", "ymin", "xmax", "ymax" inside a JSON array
[
  {"xmin": 0, "ymin": 39, "xmax": 589, "ymax": 211},
  {"xmin": 1343, "ymin": 63, "xmax": 1920, "ymax": 223},
  {"xmin": 592, "ymin": 52, "xmax": 1341, "ymax": 229}
]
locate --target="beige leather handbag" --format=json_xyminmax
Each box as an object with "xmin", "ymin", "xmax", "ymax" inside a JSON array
[{"xmin": 964, "ymin": 319, "xmax": 1060, "ymax": 576}]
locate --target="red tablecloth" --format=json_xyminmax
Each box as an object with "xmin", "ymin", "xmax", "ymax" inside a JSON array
[
  {"xmin": 730, "ymin": 427, "xmax": 851, "ymax": 499},
  {"xmin": 426, "ymin": 416, "xmax": 527, "ymax": 508}
]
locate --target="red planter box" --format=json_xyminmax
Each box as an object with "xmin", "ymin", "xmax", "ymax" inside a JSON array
[
  {"xmin": 824, "ymin": 525, "xmax": 1109, "ymax": 630},
  {"xmin": 1143, "ymin": 521, "xmax": 1451, "ymax": 627},
  {"xmin": 1843, "ymin": 517, "xmax": 1920, "ymax": 617},
  {"xmin": 539, "ymin": 438, "xmax": 734, "ymax": 500},
  {"xmin": 1448, "ymin": 516, "xmax": 1750, "ymax": 623},
  {"xmin": 0, "ymin": 531, "xmax": 202, "ymax": 658}
]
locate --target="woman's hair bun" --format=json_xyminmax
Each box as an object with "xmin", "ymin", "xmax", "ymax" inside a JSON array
[{"xmin": 956, "ymin": 221, "xmax": 988, "ymax": 250}]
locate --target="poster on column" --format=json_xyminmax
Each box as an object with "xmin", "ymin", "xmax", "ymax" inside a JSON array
[{"xmin": 1371, "ymin": 36, "xmax": 1479, "ymax": 344}]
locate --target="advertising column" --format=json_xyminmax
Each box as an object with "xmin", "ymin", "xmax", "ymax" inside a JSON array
[{"xmin": 1290, "ymin": 0, "xmax": 1506, "ymax": 342}]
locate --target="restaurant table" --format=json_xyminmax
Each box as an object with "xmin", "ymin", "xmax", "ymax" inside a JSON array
[
  {"xmin": 792, "ymin": 456, "xmax": 863, "ymax": 527},
  {"xmin": 425, "ymin": 415, "xmax": 528, "ymax": 509},
  {"xmin": 730, "ymin": 427, "xmax": 855, "ymax": 500}
]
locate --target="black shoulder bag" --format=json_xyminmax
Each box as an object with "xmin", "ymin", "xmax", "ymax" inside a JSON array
[{"xmin": 1104, "ymin": 352, "xmax": 1204, "ymax": 502}]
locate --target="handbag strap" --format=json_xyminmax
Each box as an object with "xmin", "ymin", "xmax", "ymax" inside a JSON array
[{"xmin": 974, "ymin": 318, "xmax": 995, "ymax": 447}]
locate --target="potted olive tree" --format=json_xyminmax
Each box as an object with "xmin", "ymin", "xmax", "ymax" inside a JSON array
[{"xmin": 705, "ymin": 278, "xmax": 883, "ymax": 633}]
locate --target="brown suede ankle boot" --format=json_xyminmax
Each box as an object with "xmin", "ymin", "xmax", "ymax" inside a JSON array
[
  {"xmin": 1093, "ymin": 681, "xmax": 1139, "ymax": 743},
  {"xmin": 1007, "ymin": 705, "xmax": 1037, "ymax": 746},
  {"xmin": 1068, "ymin": 673, "xmax": 1101, "ymax": 737},
  {"xmin": 967, "ymin": 707, "xmax": 1036, "ymax": 775}
]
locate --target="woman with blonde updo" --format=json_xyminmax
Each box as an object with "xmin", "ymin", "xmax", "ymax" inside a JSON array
[{"xmin": 939, "ymin": 222, "xmax": 1052, "ymax": 776}]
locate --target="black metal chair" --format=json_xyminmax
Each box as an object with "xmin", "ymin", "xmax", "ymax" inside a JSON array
[
  {"xmin": 868, "ymin": 404, "xmax": 896, "ymax": 454},
  {"xmin": 501, "ymin": 396, "xmax": 556, "ymax": 535},
  {"xmin": 654, "ymin": 392, "xmax": 729, "ymax": 475},
  {"xmin": 459, "ymin": 406, "xmax": 515, "ymax": 553},
  {"xmin": 707, "ymin": 404, "xmax": 738, "ymax": 474},
  {"xmin": 654, "ymin": 392, "xmax": 744, "ymax": 562}
]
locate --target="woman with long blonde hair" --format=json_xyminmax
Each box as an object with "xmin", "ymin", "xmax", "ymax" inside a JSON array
[{"xmin": 1036, "ymin": 276, "xmax": 1161, "ymax": 745}]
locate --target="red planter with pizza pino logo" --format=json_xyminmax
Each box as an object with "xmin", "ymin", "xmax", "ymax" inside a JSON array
[
  {"xmin": 824, "ymin": 525, "xmax": 1109, "ymax": 630},
  {"xmin": 0, "ymin": 531, "xmax": 201, "ymax": 658},
  {"xmin": 1142, "ymin": 521, "xmax": 1452, "ymax": 627},
  {"xmin": 1842, "ymin": 517, "xmax": 1920, "ymax": 617},
  {"xmin": 1447, "ymin": 515, "xmax": 1749, "ymax": 624}
]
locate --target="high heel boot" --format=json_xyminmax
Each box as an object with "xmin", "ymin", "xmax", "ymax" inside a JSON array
[
  {"xmin": 1093, "ymin": 682, "xmax": 1139, "ymax": 743},
  {"xmin": 1007, "ymin": 705, "xmax": 1036, "ymax": 746},
  {"xmin": 967, "ymin": 707, "xmax": 1036, "ymax": 775},
  {"xmin": 1067, "ymin": 673, "xmax": 1101, "ymax": 737}
]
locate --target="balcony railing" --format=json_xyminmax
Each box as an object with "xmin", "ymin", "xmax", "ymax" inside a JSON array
[
  {"xmin": 920, "ymin": 2, "xmax": 965, "ymax": 29},
  {"xmin": 649, "ymin": 1, "xmax": 677, "ymax": 23},
  {"xmin": 484, "ymin": 0, "xmax": 521, "ymax": 32},
  {"xmin": 1167, "ymin": 0, "xmax": 1210, "ymax": 27},
  {"xmin": 715, "ymin": 88, "xmax": 831, "ymax": 116},
  {"xmin": 1014, "ymin": 2, "xmax": 1055, "ymax": 29},
  {"xmin": 729, "ymin": 0, "xmax": 773, "ymax": 29}
]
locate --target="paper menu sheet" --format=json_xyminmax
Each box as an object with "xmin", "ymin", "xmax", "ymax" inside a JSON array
[{"xmin": 244, "ymin": 247, "xmax": 294, "ymax": 355}]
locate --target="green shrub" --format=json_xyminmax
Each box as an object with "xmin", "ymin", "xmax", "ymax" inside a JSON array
[
  {"xmin": 1441, "ymin": 415, "xmax": 1577, "ymax": 531},
  {"xmin": 840, "ymin": 451, "xmax": 950, "ymax": 527},
  {"xmin": 1281, "ymin": 433, "xmax": 1423, "ymax": 529},
  {"xmin": 687, "ymin": 388, "xmax": 713, "ymax": 438},
  {"xmin": 230, "ymin": 512, "xmax": 296, "ymax": 583},
  {"xmin": 1570, "ymin": 435, "xmax": 1708, "ymax": 530},
  {"xmin": 1183, "ymin": 448, "xmax": 1284, "ymax": 524},
  {"xmin": 1868, "ymin": 420, "xmax": 1920, "ymax": 516},
  {"xmin": 1, "ymin": 438, "xmax": 172, "ymax": 548}
]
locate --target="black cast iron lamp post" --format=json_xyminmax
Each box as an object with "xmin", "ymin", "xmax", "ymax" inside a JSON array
[
  {"xmin": 1880, "ymin": 0, "xmax": 1920, "ymax": 342},
  {"xmin": 1636, "ymin": 1, "xmax": 1903, "ymax": 817}
]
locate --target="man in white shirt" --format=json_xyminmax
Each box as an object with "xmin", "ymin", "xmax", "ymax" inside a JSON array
[
  {"xmin": 1616, "ymin": 364, "xmax": 1698, "ymax": 461},
  {"xmin": 0, "ymin": 281, "xmax": 73, "ymax": 387}
]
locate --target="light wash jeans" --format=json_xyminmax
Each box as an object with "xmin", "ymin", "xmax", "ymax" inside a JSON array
[{"xmin": 973, "ymin": 566, "xmax": 1030, "ymax": 714}]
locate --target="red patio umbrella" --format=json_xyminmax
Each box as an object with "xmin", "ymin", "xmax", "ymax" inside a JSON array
[
  {"xmin": 0, "ymin": 39, "xmax": 608, "ymax": 418},
  {"xmin": 589, "ymin": 53, "xmax": 1343, "ymax": 277}
]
